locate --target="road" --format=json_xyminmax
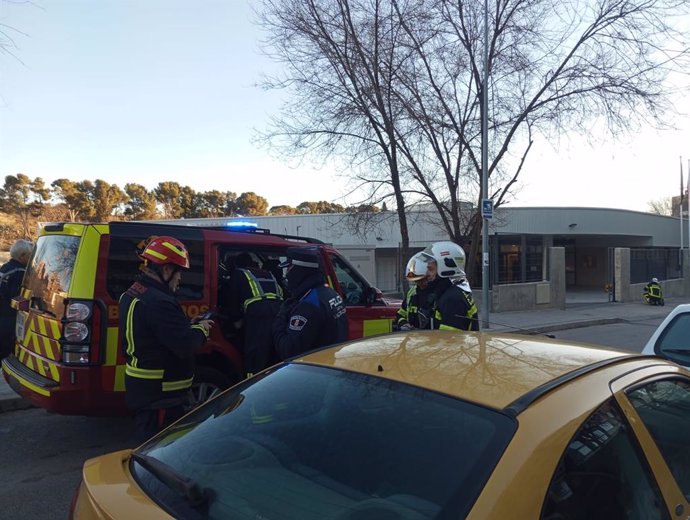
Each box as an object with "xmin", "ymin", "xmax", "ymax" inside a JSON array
[
  {"xmin": 0, "ymin": 318, "xmax": 666, "ymax": 520},
  {"xmin": 0, "ymin": 411, "xmax": 134, "ymax": 520},
  {"xmin": 548, "ymin": 315, "xmax": 664, "ymax": 353}
]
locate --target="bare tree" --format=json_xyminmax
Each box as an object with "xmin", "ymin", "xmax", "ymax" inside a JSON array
[
  {"xmin": 648, "ymin": 197, "xmax": 674, "ymax": 216},
  {"xmin": 257, "ymin": 0, "xmax": 690, "ymax": 277}
]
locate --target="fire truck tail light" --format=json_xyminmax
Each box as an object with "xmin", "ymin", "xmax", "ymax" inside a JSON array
[
  {"xmin": 64, "ymin": 322, "xmax": 89, "ymax": 342},
  {"xmin": 62, "ymin": 299, "xmax": 95, "ymax": 364},
  {"xmin": 65, "ymin": 302, "xmax": 91, "ymax": 321}
]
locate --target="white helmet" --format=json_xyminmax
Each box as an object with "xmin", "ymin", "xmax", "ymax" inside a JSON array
[
  {"xmin": 405, "ymin": 253, "xmax": 430, "ymax": 282},
  {"xmin": 422, "ymin": 241, "xmax": 466, "ymax": 279},
  {"xmin": 652, "ymin": 277, "xmax": 659, "ymax": 283}
]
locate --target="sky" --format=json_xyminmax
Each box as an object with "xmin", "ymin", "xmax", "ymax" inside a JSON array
[{"xmin": 0, "ymin": 0, "xmax": 688, "ymax": 212}]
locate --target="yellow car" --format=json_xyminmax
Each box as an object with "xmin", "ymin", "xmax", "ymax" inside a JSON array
[{"xmin": 69, "ymin": 331, "xmax": 690, "ymax": 520}]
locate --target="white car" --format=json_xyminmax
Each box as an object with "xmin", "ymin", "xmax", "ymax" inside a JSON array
[{"xmin": 642, "ymin": 303, "xmax": 690, "ymax": 368}]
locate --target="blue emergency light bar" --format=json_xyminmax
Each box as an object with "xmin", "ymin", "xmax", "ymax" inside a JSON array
[{"xmin": 226, "ymin": 221, "xmax": 258, "ymax": 229}]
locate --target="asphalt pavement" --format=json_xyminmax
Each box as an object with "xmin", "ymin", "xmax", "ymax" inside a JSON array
[{"xmin": 0, "ymin": 294, "xmax": 682, "ymax": 414}]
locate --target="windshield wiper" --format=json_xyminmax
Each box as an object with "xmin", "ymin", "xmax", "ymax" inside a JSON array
[{"xmin": 131, "ymin": 452, "xmax": 210, "ymax": 508}]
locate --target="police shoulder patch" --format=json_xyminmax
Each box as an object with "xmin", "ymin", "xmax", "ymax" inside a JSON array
[{"xmin": 289, "ymin": 315, "xmax": 308, "ymax": 331}]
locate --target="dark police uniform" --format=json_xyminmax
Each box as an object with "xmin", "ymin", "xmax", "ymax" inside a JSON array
[
  {"xmin": 272, "ymin": 247, "xmax": 348, "ymax": 359},
  {"xmin": 429, "ymin": 278, "xmax": 479, "ymax": 331},
  {"xmin": 119, "ymin": 275, "xmax": 209, "ymax": 441},
  {"xmin": 0, "ymin": 258, "xmax": 26, "ymax": 358}
]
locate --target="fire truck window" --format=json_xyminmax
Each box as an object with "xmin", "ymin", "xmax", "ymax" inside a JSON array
[
  {"xmin": 23, "ymin": 234, "xmax": 80, "ymax": 319},
  {"xmin": 107, "ymin": 237, "xmax": 205, "ymax": 301},
  {"xmin": 329, "ymin": 254, "xmax": 366, "ymax": 305},
  {"xmin": 216, "ymin": 246, "xmax": 288, "ymax": 319}
]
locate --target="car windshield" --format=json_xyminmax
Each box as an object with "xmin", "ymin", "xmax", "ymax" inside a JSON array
[
  {"xmin": 656, "ymin": 312, "xmax": 690, "ymax": 364},
  {"xmin": 132, "ymin": 364, "xmax": 516, "ymax": 520}
]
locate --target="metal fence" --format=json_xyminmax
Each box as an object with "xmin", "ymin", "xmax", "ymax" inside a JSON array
[{"xmin": 630, "ymin": 248, "xmax": 683, "ymax": 284}]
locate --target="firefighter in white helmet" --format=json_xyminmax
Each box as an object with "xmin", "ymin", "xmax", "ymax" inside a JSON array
[
  {"xmin": 419, "ymin": 241, "xmax": 479, "ymax": 331},
  {"xmin": 395, "ymin": 252, "xmax": 437, "ymax": 330}
]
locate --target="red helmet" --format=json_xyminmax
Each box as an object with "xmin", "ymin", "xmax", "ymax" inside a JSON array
[{"xmin": 139, "ymin": 236, "xmax": 190, "ymax": 268}]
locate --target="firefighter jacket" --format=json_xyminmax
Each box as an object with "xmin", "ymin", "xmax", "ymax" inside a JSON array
[
  {"xmin": 224, "ymin": 267, "xmax": 284, "ymax": 376},
  {"xmin": 272, "ymin": 270, "xmax": 348, "ymax": 359},
  {"xmin": 119, "ymin": 274, "xmax": 209, "ymax": 411},
  {"xmin": 428, "ymin": 278, "xmax": 480, "ymax": 331},
  {"xmin": 644, "ymin": 282, "xmax": 663, "ymax": 299},
  {"xmin": 225, "ymin": 267, "xmax": 283, "ymax": 324},
  {"xmin": 395, "ymin": 284, "xmax": 435, "ymax": 330}
]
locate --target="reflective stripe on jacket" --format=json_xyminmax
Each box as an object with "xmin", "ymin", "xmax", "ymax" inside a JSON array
[
  {"xmin": 119, "ymin": 275, "xmax": 209, "ymax": 410},
  {"xmin": 430, "ymin": 279, "xmax": 479, "ymax": 331},
  {"xmin": 239, "ymin": 268, "xmax": 283, "ymax": 311}
]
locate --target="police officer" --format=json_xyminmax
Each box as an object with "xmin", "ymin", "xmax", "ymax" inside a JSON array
[
  {"xmin": 224, "ymin": 252, "xmax": 283, "ymax": 377},
  {"xmin": 119, "ymin": 235, "xmax": 213, "ymax": 442},
  {"xmin": 421, "ymin": 241, "xmax": 479, "ymax": 331},
  {"xmin": 395, "ymin": 252, "xmax": 436, "ymax": 331},
  {"xmin": 272, "ymin": 247, "xmax": 348, "ymax": 358},
  {"xmin": 0, "ymin": 239, "xmax": 32, "ymax": 359}
]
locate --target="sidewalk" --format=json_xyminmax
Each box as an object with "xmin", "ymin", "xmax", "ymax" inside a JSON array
[
  {"xmin": 0, "ymin": 296, "xmax": 681, "ymax": 414},
  {"xmin": 485, "ymin": 298, "xmax": 675, "ymax": 334},
  {"xmin": 0, "ymin": 368, "xmax": 34, "ymax": 414}
]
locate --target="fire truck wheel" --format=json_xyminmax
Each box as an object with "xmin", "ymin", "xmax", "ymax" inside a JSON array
[{"xmin": 188, "ymin": 366, "xmax": 233, "ymax": 409}]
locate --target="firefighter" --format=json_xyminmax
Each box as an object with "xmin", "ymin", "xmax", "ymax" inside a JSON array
[
  {"xmin": 119, "ymin": 235, "xmax": 213, "ymax": 443},
  {"xmin": 0, "ymin": 239, "xmax": 32, "ymax": 359},
  {"xmin": 395, "ymin": 252, "xmax": 436, "ymax": 331},
  {"xmin": 643, "ymin": 277, "xmax": 664, "ymax": 305},
  {"xmin": 421, "ymin": 241, "xmax": 479, "ymax": 331},
  {"xmin": 223, "ymin": 252, "xmax": 283, "ymax": 377},
  {"xmin": 272, "ymin": 247, "xmax": 348, "ymax": 358}
]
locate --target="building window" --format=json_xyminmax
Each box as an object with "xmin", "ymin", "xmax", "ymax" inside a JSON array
[{"xmin": 496, "ymin": 236, "xmax": 543, "ymax": 284}]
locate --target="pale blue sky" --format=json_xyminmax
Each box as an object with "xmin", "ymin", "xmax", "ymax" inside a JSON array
[{"xmin": 0, "ymin": 1, "xmax": 688, "ymax": 211}]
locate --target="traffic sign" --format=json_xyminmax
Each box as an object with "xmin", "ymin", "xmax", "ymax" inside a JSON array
[{"xmin": 482, "ymin": 199, "xmax": 493, "ymax": 219}]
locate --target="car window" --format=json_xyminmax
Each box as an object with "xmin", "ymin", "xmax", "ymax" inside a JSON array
[
  {"xmin": 329, "ymin": 253, "xmax": 366, "ymax": 304},
  {"xmin": 23, "ymin": 234, "xmax": 80, "ymax": 318},
  {"xmin": 133, "ymin": 364, "xmax": 517, "ymax": 520},
  {"xmin": 107, "ymin": 235, "xmax": 205, "ymax": 301},
  {"xmin": 654, "ymin": 313, "xmax": 690, "ymax": 365},
  {"xmin": 627, "ymin": 378, "xmax": 690, "ymax": 500},
  {"xmin": 541, "ymin": 399, "xmax": 669, "ymax": 520}
]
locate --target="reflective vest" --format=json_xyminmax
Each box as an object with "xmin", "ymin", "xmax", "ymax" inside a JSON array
[{"xmin": 239, "ymin": 268, "xmax": 283, "ymax": 311}]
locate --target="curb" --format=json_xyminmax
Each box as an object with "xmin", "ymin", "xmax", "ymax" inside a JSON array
[{"xmin": 497, "ymin": 317, "xmax": 625, "ymax": 336}]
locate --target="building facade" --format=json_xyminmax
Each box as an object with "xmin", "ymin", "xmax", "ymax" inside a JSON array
[{"xmin": 160, "ymin": 206, "xmax": 686, "ymax": 297}]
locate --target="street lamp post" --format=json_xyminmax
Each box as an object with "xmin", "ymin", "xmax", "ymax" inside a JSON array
[{"xmin": 481, "ymin": 0, "xmax": 490, "ymax": 329}]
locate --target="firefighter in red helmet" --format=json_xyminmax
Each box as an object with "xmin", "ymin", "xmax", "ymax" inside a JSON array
[{"xmin": 119, "ymin": 236, "xmax": 213, "ymax": 443}]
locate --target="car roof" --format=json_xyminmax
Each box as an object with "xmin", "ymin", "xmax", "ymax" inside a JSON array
[{"xmin": 298, "ymin": 331, "xmax": 638, "ymax": 413}]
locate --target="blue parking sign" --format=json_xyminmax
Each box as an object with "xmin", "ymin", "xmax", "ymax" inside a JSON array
[{"xmin": 482, "ymin": 199, "xmax": 493, "ymax": 219}]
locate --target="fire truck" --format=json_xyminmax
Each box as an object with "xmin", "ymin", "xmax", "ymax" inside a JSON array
[{"xmin": 2, "ymin": 221, "xmax": 398, "ymax": 415}]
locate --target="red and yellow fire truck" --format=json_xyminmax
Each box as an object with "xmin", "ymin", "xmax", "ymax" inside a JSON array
[{"xmin": 2, "ymin": 221, "xmax": 398, "ymax": 415}]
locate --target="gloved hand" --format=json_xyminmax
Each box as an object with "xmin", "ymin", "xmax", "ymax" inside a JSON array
[{"xmin": 399, "ymin": 323, "xmax": 414, "ymax": 331}]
